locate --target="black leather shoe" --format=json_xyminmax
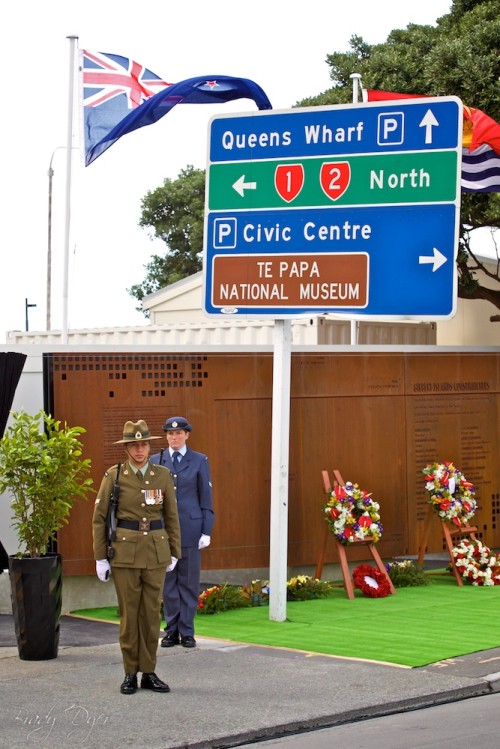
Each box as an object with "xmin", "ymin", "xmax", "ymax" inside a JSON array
[
  {"xmin": 120, "ymin": 673, "xmax": 137, "ymax": 694},
  {"xmin": 180, "ymin": 635, "xmax": 196, "ymax": 648},
  {"xmin": 141, "ymin": 672, "xmax": 171, "ymax": 692},
  {"xmin": 161, "ymin": 631, "xmax": 180, "ymax": 648}
]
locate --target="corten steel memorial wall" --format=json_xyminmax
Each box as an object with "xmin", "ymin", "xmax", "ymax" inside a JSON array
[{"xmin": 44, "ymin": 351, "xmax": 500, "ymax": 576}]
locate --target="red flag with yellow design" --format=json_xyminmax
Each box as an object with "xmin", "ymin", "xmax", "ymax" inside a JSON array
[{"xmin": 364, "ymin": 89, "xmax": 500, "ymax": 192}]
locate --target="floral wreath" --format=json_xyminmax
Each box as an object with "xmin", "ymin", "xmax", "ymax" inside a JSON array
[
  {"xmin": 323, "ymin": 481, "xmax": 383, "ymax": 545},
  {"xmin": 422, "ymin": 461, "xmax": 476, "ymax": 527},
  {"xmin": 452, "ymin": 539, "xmax": 500, "ymax": 586},
  {"xmin": 353, "ymin": 564, "xmax": 391, "ymax": 598}
]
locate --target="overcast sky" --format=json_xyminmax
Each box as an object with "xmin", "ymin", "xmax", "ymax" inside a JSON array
[{"xmin": 1, "ymin": 0, "xmax": 456, "ymax": 342}]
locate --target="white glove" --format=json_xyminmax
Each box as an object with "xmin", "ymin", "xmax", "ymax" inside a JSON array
[
  {"xmin": 198, "ymin": 534, "xmax": 211, "ymax": 550},
  {"xmin": 96, "ymin": 559, "xmax": 111, "ymax": 582},
  {"xmin": 167, "ymin": 556, "xmax": 178, "ymax": 572}
]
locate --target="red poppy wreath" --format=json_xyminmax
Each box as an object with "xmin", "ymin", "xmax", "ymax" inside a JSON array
[{"xmin": 353, "ymin": 564, "xmax": 391, "ymax": 598}]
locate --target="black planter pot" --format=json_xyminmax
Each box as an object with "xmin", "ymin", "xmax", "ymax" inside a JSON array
[{"xmin": 8, "ymin": 553, "xmax": 62, "ymax": 660}]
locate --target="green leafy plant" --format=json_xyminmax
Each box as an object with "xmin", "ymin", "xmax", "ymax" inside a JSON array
[
  {"xmin": 286, "ymin": 575, "xmax": 335, "ymax": 601},
  {"xmin": 0, "ymin": 409, "xmax": 94, "ymax": 557},
  {"xmin": 197, "ymin": 576, "xmax": 336, "ymax": 615},
  {"xmin": 385, "ymin": 560, "xmax": 429, "ymax": 588},
  {"xmin": 197, "ymin": 583, "xmax": 251, "ymax": 615},
  {"xmin": 240, "ymin": 579, "xmax": 269, "ymax": 606}
]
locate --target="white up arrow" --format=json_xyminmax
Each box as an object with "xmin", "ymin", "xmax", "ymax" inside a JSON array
[
  {"xmin": 419, "ymin": 109, "xmax": 439, "ymax": 144},
  {"xmin": 232, "ymin": 175, "xmax": 257, "ymax": 197},
  {"xmin": 419, "ymin": 247, "xmax": 447, "ymax": 272}
]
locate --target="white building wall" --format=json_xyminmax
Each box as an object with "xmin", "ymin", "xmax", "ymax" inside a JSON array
[
  {"xmin": 437, "ymin": 298, "xmax": 500, "ymax": 346},
  {"xmin": 6, "ymin": 317, "xmax": 436, "ymax": 347}
]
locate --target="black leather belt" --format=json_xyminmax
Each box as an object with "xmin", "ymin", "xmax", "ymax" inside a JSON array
[{"xmin": 117, "ymin": 519, "xmax": 164, "ymax": 532}]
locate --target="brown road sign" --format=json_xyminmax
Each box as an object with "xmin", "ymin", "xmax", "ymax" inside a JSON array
[{"xmin": 211, "ymin": 253, "xmax": 369, "ymax": 308}]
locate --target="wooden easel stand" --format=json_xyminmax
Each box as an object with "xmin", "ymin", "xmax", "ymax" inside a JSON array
[
  {"xmin": 316, "ymin": 469, "xmax": 395, "ymax": 600},
  {"xmin": 417, "ymin": 504, "xmax": 478, "ymax": 586}
]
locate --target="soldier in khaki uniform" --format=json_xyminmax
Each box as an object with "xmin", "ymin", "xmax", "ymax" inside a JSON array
[{"xmin": 92, "ymin": 419, "xmax": 181, "ymax": 695}]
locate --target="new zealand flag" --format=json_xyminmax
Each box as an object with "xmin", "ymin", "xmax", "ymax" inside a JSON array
[{"xmin": 82, "ymin": 50, "xmax": 272, "ymax": 166}]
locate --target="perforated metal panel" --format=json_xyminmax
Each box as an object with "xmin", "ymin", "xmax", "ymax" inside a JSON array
[{"xmin": 45, "ymin": 351, "xmax": 500, "ymax": 576}]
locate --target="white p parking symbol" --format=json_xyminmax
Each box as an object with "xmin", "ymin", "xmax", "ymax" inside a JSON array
[
  {"xmin": 213, "ymin": 218, "xmax": 237, "ymax": 249},
  {"xmin": 377, "ymin": 112, "xmax": 404, "ymax": 146}
]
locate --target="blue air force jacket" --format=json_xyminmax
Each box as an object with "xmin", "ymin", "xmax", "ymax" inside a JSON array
[{"xmin": 150, "ymin": 447, "xmax": 215, "ymax": 548}]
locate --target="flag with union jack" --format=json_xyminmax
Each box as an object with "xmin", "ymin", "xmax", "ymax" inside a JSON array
[
  {"xmin": 81, "ymin": 50, "xmax": 272, "ymax": 166},
  {"xmin": 82, "ymin": 50, "xmax": 171, "ymax": 165}
]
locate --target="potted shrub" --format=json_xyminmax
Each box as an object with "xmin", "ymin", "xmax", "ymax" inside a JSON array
[{"xmin": 0, "ymin": 409, "xmax": 93, "ymax": 660}]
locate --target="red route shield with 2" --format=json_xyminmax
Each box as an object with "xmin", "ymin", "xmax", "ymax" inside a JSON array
[
  {"xmin": 320, "ymin": 162, "xmax": 351, "ymax": 201},
  {"xmin": 275, "ymin": 164, "xmax": 304, "ymax": 202}
]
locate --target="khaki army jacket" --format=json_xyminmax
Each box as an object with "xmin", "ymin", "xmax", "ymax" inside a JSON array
[{"xmin": 92, "ymin": 461, "xmax": 181, "ymax": 568}]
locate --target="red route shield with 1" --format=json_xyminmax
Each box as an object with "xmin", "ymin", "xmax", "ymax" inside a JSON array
[
  {"xmin": 275, "ymin": 164, "xmax": 304, "ymax": 202},
  {"xmin": 320, "ymin": 162, "xmax": 351, "ymax": 201}
]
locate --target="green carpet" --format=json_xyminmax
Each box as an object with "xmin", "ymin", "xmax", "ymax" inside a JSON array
[{"xmin": 71, "ymin": 574, "xmax": 500, "ymax": 668}]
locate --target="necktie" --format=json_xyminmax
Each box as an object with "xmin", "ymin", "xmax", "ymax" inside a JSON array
[{"xmin": 172, "ymin": 451, "xmax": 181, "ymax": 470}]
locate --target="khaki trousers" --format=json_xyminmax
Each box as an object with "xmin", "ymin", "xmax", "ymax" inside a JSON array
[{"xmin": 112, "ymin": 565, "xmax": 164, "ymax": 673}]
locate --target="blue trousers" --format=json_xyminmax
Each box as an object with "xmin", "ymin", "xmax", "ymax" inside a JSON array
[{"xmin": 163, "ymin": 545, "xmax": 201, "ymax": 637}]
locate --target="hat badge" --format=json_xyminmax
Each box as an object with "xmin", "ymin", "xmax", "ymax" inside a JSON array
[
  {"xmin": 171, "ymin": 421, "xmax": 179, "ymax": 428},
  {"xmin": 135, "ymin": 430, "xmax": 143, "ymax": 439}
]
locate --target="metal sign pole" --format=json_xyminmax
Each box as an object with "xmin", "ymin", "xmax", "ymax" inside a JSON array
[{"xmin": 269, "ymin": 318, "xmax": 292, "ymax": 622}]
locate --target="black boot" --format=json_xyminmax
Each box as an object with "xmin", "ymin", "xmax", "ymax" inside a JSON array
[
  {"xmin": 120, "ymin": 673, "xmax": 138, "ymax": 694},
  {"xmin": 141, "ymin": 672, "xmax": 171, "ymax": 692}
]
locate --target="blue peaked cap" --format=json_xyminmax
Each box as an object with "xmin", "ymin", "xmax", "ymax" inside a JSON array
[{"xmin": 162, "ymin": 416, "xmax": 192, "ymax": 432}]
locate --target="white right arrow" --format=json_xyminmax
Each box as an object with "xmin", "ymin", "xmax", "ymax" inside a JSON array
[
  {"xmin": 232, "ymin": 175, "xmax": 257, "ymax": 197},
  {"xmin": 419, "ymin": 247, "xmax": 447, "ymax": 272}
]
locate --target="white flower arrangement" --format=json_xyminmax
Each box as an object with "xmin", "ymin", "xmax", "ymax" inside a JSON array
[{"xmin": 452, "ymin": 539, "xmax": 500, "ymax": 586}]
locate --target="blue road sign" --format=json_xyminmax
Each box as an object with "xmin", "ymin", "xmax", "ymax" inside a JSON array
[{"xmin": 203, "ymin": 97, "xmax": 463, "ymax": 319}]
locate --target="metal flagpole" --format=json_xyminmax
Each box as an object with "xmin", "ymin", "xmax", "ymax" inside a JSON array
[{"xmin": 62, "ymin": 35, "xmax": 78, "ymax": 344}]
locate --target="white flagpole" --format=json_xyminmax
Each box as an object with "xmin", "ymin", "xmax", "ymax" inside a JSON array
[
  {"xmin": 62, "ymin": 35, "xmax": 78, "ymax": 344},
  {"xmin": 349, "ymin": 72, "xmax": 362, "ymax": 346},
  {"xmin": 350, "ymin": 72, "xmax": 362, "ymax": 105}
]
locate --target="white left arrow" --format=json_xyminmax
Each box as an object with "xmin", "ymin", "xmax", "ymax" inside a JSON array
[
  {"xmin": 419, "ymin": 109, "xmax": 439, "ymax": 144},
  {"xmin": 232, "ymin": 175, "xmax": 257, "ymax": 197},
  {"xmin": 419, "ymin": 247, "xmax": 447, "ymax": 272}
]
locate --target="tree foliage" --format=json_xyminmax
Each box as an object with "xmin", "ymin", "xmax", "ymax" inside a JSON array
[
  {"xmin": 131, "ymin": 0, "xmax": 500, "ymax": 315},
  {"xmin": 299, "ymin": 0, "xmax": 500, "ymax": 313},
  {"xmin": 128, "ymin": 166, "xmax": 205, "ymax": 308}
]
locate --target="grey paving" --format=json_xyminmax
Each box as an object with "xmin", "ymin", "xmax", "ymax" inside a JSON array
[{"xmin": 1, "ymin": 614, "xmax": 499, "ymax": 749}]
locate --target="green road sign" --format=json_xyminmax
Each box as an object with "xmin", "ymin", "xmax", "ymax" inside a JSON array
[{"xmin": 208, "ymin": 151, "xmax": 458, "ymax": 210}]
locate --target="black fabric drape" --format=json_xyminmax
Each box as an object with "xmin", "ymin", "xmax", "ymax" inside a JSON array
[
  {"xmin": 0, "ymin": 352, "xmax": 27, "ymax": 439},
  {"xmin": 0, "ymin": 540, "xmax": 8, "ymax": 572}
]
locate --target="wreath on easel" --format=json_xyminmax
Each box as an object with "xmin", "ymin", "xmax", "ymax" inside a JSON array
[
  {"xmin": 422, "ymin": 461, "xmax": 476, "ymax": 527},
  {"xmin": 323, "ymin": 481, "xmax": 383, "ymax": 545}
]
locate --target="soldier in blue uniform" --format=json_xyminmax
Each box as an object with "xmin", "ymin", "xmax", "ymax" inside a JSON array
[
  {"xmin": 92, "ymin": 419, "xmax": 181, "ymax": 695},
  {"xmin": 151, "ymin": 416, "xmax": 215, "ymax": 648}
]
